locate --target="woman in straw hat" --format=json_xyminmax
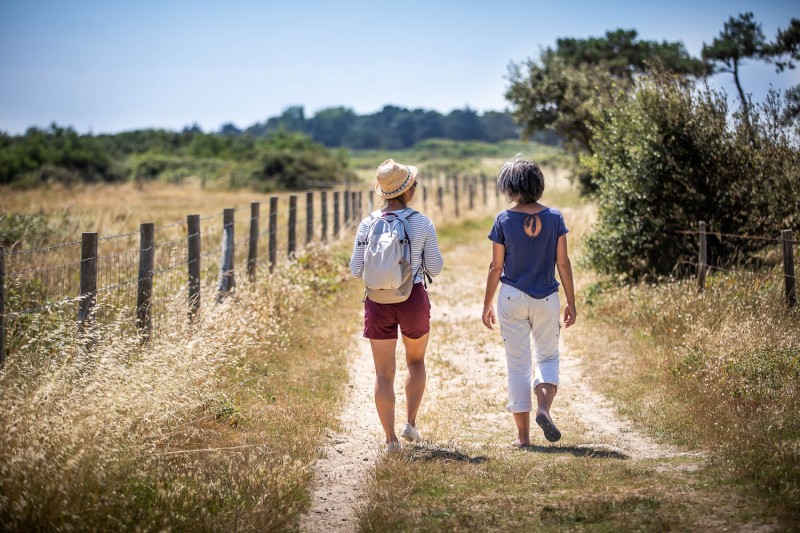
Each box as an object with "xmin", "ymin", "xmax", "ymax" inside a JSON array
[{"xmin": 350, "ymin": 159, "xmax": 444, "ymax": 452}]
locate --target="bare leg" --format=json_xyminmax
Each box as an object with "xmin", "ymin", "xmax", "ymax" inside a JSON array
[
  {"xmin": 513, "ymin": 412, "xmax": 531, "ymax": 445},
  {"xmin": 402, "ymin": 333, "xmax": 429, "ymax": 427},
  {"xmin": 370, "ymin": 339, "xmax": 398, "ymax": 444},
  {"xmin": 535, "ymin": 383, "xmax": 558, "ymax": 417},
  {"xmin": 535, "ymin": 383, "xmax": 561, "ymax": 442}
]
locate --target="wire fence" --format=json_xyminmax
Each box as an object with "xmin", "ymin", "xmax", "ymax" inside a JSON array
[
  {"xmin": 677, "ymin": 222, "xmax": 797, "ymax": 309},
  {"xmin": 0, "ymin": 175, "xmax": 501, "ymax": 365}
]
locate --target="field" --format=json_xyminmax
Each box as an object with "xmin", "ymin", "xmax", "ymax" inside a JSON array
[{"xmin": 1, "ymin": 147, "xmax": 798, "ymax": 531}]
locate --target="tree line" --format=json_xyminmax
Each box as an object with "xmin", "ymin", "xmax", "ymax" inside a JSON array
[
  {"xmin": 223, "ymin": 106, "xmax": 556, "ymax": 149},
  {"xmin": 0, "ymin": 126, "xmax": 354, "ymax": 190},
  {"xmin": 0, "ymin": 106, "xmax": 546, "ymax": 188}
]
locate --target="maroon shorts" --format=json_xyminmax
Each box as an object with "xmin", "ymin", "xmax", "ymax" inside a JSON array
[{"xmin": 364, "ymin": 283, "xmax": 431, "ymax": 340}]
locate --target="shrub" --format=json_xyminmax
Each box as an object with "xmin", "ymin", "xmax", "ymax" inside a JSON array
[
  {"xmin": 585, "ymin": 71, "xmax": 800, "ymax": 279},
  {"xmin": 251, "ymin": 131, "xmax": 354, "ymax": 190}
]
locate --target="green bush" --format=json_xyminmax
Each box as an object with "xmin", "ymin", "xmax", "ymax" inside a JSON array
[
  {"xmin": 0, "ymin": 126, "xmax": 351, "ymax": 192},
  {"xmin": 584, "ymin": 71, "xmax": 800, "ymax": 279},
  {"xmin": 250, "ymin": 131, "xmax": 354, "ymax": 190}
]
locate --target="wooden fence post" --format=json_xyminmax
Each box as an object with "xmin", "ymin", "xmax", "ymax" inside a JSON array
[
  {"xmin": 422, "ymin": 185, "xmax": 428, "ymax": 212},
  {"xmin": 187, "ymin": 215, "xmax": 201, "ymax": 320},
  {"xmin": 79, "ymin": 232, "xmax": 98, "ymax": 335},
  {"xmin": 698, "ymin": 221, "xmax": 707, "ymax": 293},
  {"xmin": 482, "ymin": 174, "xmax": 488, "ymax": 206},
  {"xmin": 334, "ymin": 191, "xmax": 340, "ymax": 237},
  {"xmin": 344, "ymin": 189, "xmax": 350, "ymax": 227},
  {"xmin": 782, "ymin": 229, "xmax": 796, "ymax": 309},
  {"xmin": 468, "ymin": 178, "xmax": 475, "ymax": 210},
  {"xmin": 0, "ymin": 247, "xmax": 5, "ymax": 367},
  {"xmin": 437, "ymin": 186, "xmax": 443, "ymax": 213},
  {"xmin": 288, "ymin": 195, "xmax": 297, "ymax": 258},
  {"xmin": 321, "ymin": 191, "xmax": 328, "ymax": 243},
  {"xmin": 454, "ymin": 177, "xmax": 460, "ymax": 218},
  {"xmin": 357, "ymin": 191, "xmax": 363, "ymax": 221},
  {"xmin": 217, "ymin": 208, "xmax": 235, "ymax": 300},
  {"xmin": 248, "ymin": 202, "xmax": 259, "ymax": 282},
  {"xmin": 268, "ymin": 197, "xmax": 278, "ymax": 273},
  {"xmin": 136, "ymin": 224, "xmax": 154, "ymax": 338},
  {"xmin": 306, "ymin": 192, "xmax": 314, "ymax": 245}
]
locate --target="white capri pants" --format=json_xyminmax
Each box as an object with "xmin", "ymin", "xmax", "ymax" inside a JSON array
[{"xmin": 497, "ymin": 283, "xmax": 561, "ymax": 413}]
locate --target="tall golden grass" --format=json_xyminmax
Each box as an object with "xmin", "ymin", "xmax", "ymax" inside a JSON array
[{"xmin": 0, "ymin": 244, "xmax": 360, "ymax": 530}]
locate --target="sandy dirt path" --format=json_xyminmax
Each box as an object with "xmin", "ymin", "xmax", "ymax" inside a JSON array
[{"xmin": 298, "ymin": 330, "xmax": 381, "ymax": 532}]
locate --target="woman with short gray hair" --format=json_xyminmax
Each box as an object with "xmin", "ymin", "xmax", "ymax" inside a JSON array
[{"xmin": 482, "ymin": 155, "xmax": 576, "ymax": 447}]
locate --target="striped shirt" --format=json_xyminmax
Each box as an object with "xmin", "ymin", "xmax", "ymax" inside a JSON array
[{"xmin": 350, "ymin": 209, "xmax": 444, "ymax": 284}]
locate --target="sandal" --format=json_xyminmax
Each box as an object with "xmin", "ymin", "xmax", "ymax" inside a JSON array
[{"xmin": 535, "ymin": 413, "xmax": 562, "ymax": 443}]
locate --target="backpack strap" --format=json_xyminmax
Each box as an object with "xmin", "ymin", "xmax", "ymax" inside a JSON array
[
  {"xmin": 394, "ymin": 209, "xmax": 431, "ymax": 285},
  {"xmin": 392, "ymin": 209, "xmax": 416, "ymax": 249},
  {"xmin": 356, "ymin": 211, "xmax": 382, "ymax": 246}
]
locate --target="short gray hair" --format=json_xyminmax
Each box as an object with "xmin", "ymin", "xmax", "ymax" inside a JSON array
[{"xmin": 496, "ymin": 154, "xmax": 545, "ymax": 204}]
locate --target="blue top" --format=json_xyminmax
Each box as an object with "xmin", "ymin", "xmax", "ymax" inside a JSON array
[{"xmin": 488, "ymin": 207, "xmax": 569, "ymax": 299}]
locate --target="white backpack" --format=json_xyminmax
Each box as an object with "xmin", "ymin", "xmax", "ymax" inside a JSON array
[{"xmin": 361, "ymin": 209, "xmax": 417, "ymax": 304}]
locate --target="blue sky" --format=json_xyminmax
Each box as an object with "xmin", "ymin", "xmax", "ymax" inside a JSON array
[{"xmin": 1, "ymin": 0, "xmax": 798, "ymax": 135}]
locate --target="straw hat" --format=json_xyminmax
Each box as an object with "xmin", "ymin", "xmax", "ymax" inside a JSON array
[{"xmin": 375, "ymin": 159, "xmax": 419, "ymax": 198}]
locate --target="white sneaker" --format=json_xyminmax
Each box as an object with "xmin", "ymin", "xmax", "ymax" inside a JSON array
[
  {"xmin": 400, "ymin": 423, "xmax": 421, "ymax": 442},
  {"xmin": 386, "ymin": 441, "xmax": 402, "ymax": 453}
]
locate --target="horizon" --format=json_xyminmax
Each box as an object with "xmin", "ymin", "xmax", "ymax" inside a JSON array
[
  {"xmin": 2, "ymin": 0, "xmax": 799, "ymax": 136},
  {"xmin": 3, "ymin": 104, "xmax": 522, "ymax": 136}
]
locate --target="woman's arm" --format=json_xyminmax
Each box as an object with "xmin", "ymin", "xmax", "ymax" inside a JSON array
[
  {"xmin": 482, "ymin": 242, "xmax": 505, "ymax": 330},
  {"xmin": 423, "ymin": 221, "xmax": 444, "ymax": 277},
  {"xmin": 556, "ymin": 234, "xmax": 577, "ymax": 327},
  {"xmin": 349, "ymin": 221, "xmax": 369, "ymax": 278}
]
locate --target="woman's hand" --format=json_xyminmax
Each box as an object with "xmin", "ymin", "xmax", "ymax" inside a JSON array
[
  {"xmin": 563, "ymin": 304, "xmax": 577, "ymax": 328},
  {"xmin": 482, "ymin": 304, "xmax": 496, "ymax": 330}
]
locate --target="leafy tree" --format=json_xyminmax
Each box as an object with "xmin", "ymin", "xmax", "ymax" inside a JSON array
[
  {"xmin": 702, "ymin": 12, "xmax": 767, "ymax": 115},
  {"xmin": 480, "ymin": 111, "xmax": 519, "ymax": 142},
  {"xmin": 767, "ymin": 18, "xmax": 800, "ymax": 124},
  {"xmin": 506, "ymin": 29, "xmax": 706, "ymax": 156},
  {"xmin": 443, "ymin": 107, "xmax": 485, "ymax": 141},
  {"xmin": 769, "ymin": 18, "xmax": 800, "ymax": 71},
  {"xmin": 235, "ymin": 105, "xmax": 518, "ymax": 149},
  {"xmin": 584, "ymin": 70, "xmax": 799, "ymax": 279},
  {"xmin": 264, "ymin": 106, "xmax": 307, "ymax": 134},
  {"xmin": 308, "ymin": 107, "xmax": 356, "ymax": 147},
  {"xmin": 252, "ymin": 130, "xmax": 354, "ymax": 190},
  {"xmin": 218, "ymin": 123, "xmax": 242, "ymax": 136}
]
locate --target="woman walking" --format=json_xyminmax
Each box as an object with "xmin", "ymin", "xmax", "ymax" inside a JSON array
[
  {"xmin": 482, "ymin": 155, "xmax": 576, "ymax": 447},
  {"xmin": 351, "ymin": 159, "xmax": 444, "ymax": 452}
]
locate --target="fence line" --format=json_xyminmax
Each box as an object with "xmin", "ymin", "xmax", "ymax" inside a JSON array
[
  {"xmin": 674, "ymin": 229, "xmax": 789, "ymax": 243},
  {"xmin": 0, "ymin": 176, "xmax": 498, "ymax": 365},
  {"xmin": 689, "ymin": 221, "xmax": 796, "ymax": 309}
]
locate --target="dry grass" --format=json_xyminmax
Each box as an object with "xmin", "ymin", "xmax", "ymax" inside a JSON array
[
  {"xmin": 577, "ymin": 266, "xmax": 800, "ymax": 522},
  {"xmin": 0, "ymin": 243, "xmax": 363, "ymax": 531}
]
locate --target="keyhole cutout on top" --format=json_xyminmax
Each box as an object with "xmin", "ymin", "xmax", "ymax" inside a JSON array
[{"xmin": 523, "ymin": 214, "xmax": 542, "ymax": 238}]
